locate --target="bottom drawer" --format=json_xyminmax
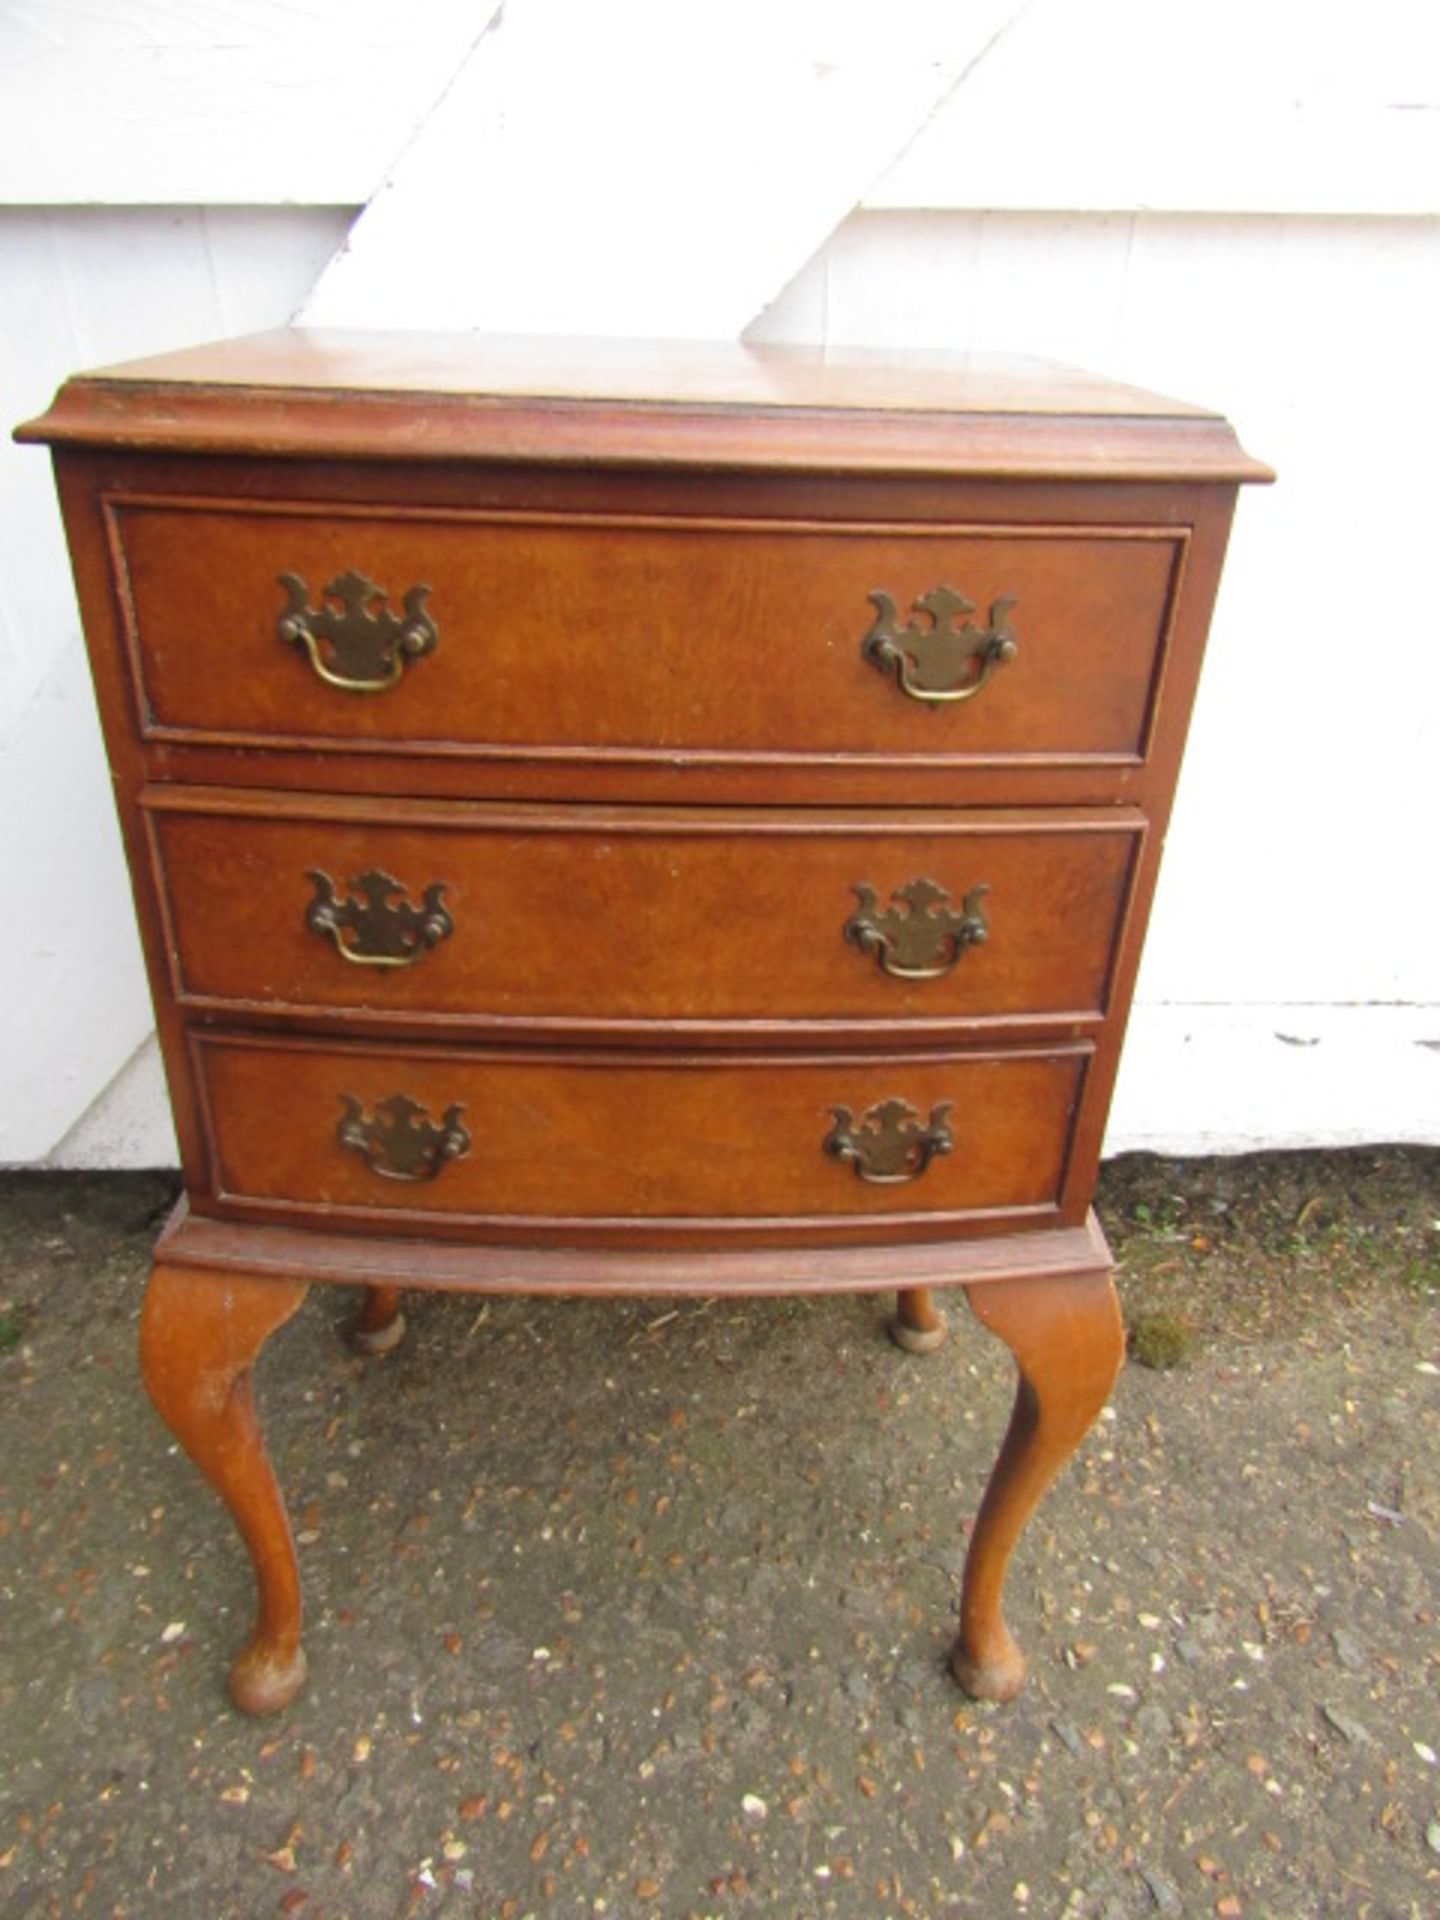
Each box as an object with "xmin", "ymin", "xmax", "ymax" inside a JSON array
[{"xmin": 192, "ymin": 1032, "xmax": 1090, "ymax": 1243}]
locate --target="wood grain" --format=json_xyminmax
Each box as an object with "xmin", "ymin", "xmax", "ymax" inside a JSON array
[
  {"xmin": 108, "ymin": 496, "xmax": 1182, "ymax": 762},
  {"xmin": 145, "ymin": 790, "xmax": 1140, "ymax": 1036},
  {"xmin": 17, "ymin": 332, "xmax": 1272, "ymax": 482},
  {"xmin": 29, "ymin": 330, "xmax": 1265, "ymax": 1710},
  {"xmin": 190, "ymin": 1031, "xmax": 1090, "ymax": 1242},
  {"xmin": 953, "ymin": 1266, "xmax": 1125, "ymax": 1700},
  {"xmin": 155, "ymin": 1194, "xmax": 1116, "ymax": 1298},
  {"xmin": 139, "ymin": 1260, "xmax": 310, "ymax": 1713}
]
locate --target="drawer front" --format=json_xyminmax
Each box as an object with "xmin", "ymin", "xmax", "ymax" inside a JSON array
[
  {"xmin": 193, "ymin": 1033, "xmax": 1089, "ymax": 1239},
  {"xmin": 110, "ymin": 499, "xmax": 1182, "ymax": 765},
  {"xmin": 148, "ymin": 795, "xmax": 1140, "ymax": 1033}
]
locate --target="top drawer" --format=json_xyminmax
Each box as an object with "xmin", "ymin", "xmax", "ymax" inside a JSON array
[{"xmin": 107, "ymin": 497, "xmax": 1183, "ymax": 770}]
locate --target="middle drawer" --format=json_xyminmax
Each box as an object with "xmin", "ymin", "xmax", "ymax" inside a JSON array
[{"xmin": 143, "ymin": 791, "xmax": 1141, "ymax": 1037}]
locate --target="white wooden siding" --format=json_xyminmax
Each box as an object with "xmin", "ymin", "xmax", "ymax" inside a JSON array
[
  {"xmin": 11, "ymin": 2, "xmax": 1433, "ymax": 218},
  {"xmin": 299, "ymin": 0, "xmax": 1027, "ymax": 339},
  {"xmin": 869, "ymin": 0, "xmax": 1440, "ymax": 216},
  {"xmin": 0, "ymin": 3, "xmax": 499, "ymax": 205},
  {"xmin": 0, "ymin": 207, "xmax": 355, "ymax": 1166}
]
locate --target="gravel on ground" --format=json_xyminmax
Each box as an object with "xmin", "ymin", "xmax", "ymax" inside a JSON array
[{"xmin": 1, "ymin": 1149, "xmax": 1437, "ymax": 1919}]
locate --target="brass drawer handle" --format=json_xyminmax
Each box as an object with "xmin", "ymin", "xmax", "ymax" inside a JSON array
[
  {"xmin": 336, "ymin": 1094, "xmax": 470, "ymax": 1182},
  {"xmin": 863, "ymin": 587, "xmax": 1017, "ymax": 705},
  {"xmin": 845, "ymin": 877, "xmax": 988, "ymax": 980},
  {"xmin": 824, "ymin": 1098, "xmax": 953, "ymax": 1184},
  {"xmin": 306, "ymin": 869, "xmax": 453, "ymax": 969},
  {"xmin": 278, "ymin": 570, "xmax": 438, "ymax": 693}
]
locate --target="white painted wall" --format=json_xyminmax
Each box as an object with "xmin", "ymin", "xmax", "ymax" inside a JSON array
[
  {"xmin": 1, "ymin": 208, "xmax": 356, "ymax": 1166},
  {"xmin": 299, "ymin": 0, "xmax": 1027, "ymax": 337},
  {"xmin": 871, "ymin": 0, "xmax": 1440, "ymax": 216},
  {"xmin": 0, "ymin": 3, "xmax": 499, "ymax": 205},
  {"xmin": 3, "ymin": 0, "xmax": 1437, "ymax": 1165}
]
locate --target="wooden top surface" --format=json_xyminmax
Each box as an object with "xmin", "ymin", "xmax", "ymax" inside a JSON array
[{"xmin": 17, "ymin": 329, "xmax": 1271, "ymax": 482}]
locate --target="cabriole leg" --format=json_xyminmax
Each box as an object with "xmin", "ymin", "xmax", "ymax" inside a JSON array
[
  {"xmin": 890, "ymin": 1284, "xmax": 948, "ymax": 1354},
  {"xmin": 351, "ymin": 1283, "xmax": 406, "ymax": 1355},
  {"xmin": 139, "ymin": 1261, "xmax": 310, "ymax": 1714},
  {"xmin": 953, "ymin": 1268, "xmax": 1123, "ymax": 1702}
]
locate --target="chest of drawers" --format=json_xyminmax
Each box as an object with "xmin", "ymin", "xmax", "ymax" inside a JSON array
[{"xmin": 20, "ymin": 333, "xmax": 1267, "ymax": 1714}]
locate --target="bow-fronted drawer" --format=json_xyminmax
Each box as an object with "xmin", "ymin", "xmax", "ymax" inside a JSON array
[
  {"xmin": 106, "ymin": 495, "xmax": 1184, "ymax": 773},
  {"xmin": 191, "ymin": 1031, "xmax": 1091, "ymax": 1244},
  {"xmin": 145, "ymin": 789, "xmax": 1141, "ymax": 1039}
]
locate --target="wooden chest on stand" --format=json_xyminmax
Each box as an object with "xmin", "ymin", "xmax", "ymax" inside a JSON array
[{"xmin": 19, "ymin": 334, "xmax": 1267, "ymax": 1711}]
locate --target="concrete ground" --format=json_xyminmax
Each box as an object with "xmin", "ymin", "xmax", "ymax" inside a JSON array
[{"xmin": 1, "ymin": 1150, "xmax": 1437, "ymax": 1920}]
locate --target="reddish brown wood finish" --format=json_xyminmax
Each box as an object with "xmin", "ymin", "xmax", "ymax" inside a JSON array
[
  {"xmin": 191, "ymin": 1031, "xmax": 1089, "ymax": 1241},
  {"xmin": 48, "ymin": 449, "xmax": 1244, "ymax": 814},
  {"xmin": 20, "ymin": 332, "xmax": 1266, "ymax": 1711},
  {"xmin": 155, "ymin": 1195, "xmax": 1115, "ymax": 1296},
  {"xmin": 17, "ymin": 329, "xmax": 1273, "ymax": 483},
  {"xmin": 351, "ymin": 1285, "xmax": 406, "ymax": 1355},
  {"xmin": 891, "ymin": 1285, "xmax": 949, "ymax": 1353},
  {"xmin": 145, "ymin": 792, "xmax": 1140, "ymax": 1037},
  {"xmin": 139, "ymin": 1262, "xmax": 310, "ymax": 1712},
  {"xmin": 110, "ymin": 498, "xmax": 1180, "ymax": 763},
  {"xmin": 953, "ymin": 1268, "xmax": 1125, "ymax": 1700}
]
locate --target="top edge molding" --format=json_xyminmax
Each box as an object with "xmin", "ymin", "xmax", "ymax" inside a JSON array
[{"xmin": 17, "ymin": 330, "xmax": 1273, "ymax": 484}]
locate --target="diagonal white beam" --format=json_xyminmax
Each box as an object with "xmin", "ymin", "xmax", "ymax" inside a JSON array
[{"xmin": 302, "ymin": 0, "xmax": 1029, "ymax": 339}]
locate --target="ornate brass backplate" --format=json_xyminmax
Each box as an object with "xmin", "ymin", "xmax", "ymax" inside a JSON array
[
  {"xmin": 306, "ymin": 869, "xmax": 453, "ymax": 969},
  {"xmin": 336, "ymin": 1094, "xmax": 470, "ymax": 1182},
  {"xmin": 277, "ymin": 570, "xmax": 438, "ymax": 693},
  {"xmin": 845, "ymin": 877, "xmax": 989, "ymax": 980},
  {"xmin": 823, "ymin": 1098, "xmax": 954, "ymax": 1184},
  {"xmin": 862, "ymin": 586, "xmax": 1017, "ymax": 705}
]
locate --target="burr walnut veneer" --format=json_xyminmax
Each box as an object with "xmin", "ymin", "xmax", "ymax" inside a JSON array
[{"xmin": 20, "ymin": 332, "xmax": 1267, "ymax": 1713}]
